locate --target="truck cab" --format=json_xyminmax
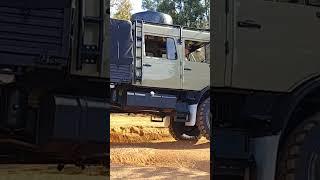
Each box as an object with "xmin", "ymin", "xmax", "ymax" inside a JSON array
[{"xmin": 131, "ymin": 20, "xmax": 210, "ymax": 90}]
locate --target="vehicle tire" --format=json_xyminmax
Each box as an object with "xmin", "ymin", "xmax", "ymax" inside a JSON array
[
  {"xmin": 276, "ymin": 112, "xmax": 320, "ymax": 180},
  {"xmin": 196, "ymin": 97, "xmax": 211, "ymax": 140},
  {"xmin": 168, "ymin": 117, "xmax": 201, "ymax": 141}
]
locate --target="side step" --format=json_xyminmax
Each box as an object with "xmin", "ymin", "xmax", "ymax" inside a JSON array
[{"xmin": 213, "ymin": 128, "xmax": 257, "ymax": 180}]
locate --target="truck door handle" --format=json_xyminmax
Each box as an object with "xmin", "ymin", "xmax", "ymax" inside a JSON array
[
  {"xmin": 316, "ymin": 12, "xmax": 320, "ymax": 18},
  {"xmin": 143, "ymin": 64, "xmax": 152, "ymax": 67},
  {"xmin": 238, "ymin": 20, "xmax": 261, "ymax": 29},
  {"xmin": 184, "ymin": 68, "xmax": 192, "ymax": 71}
]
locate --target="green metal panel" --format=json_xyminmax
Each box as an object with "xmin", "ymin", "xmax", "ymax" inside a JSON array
[
  {"xmin": 229, "ymin": 0, "xmax": 320, "ymax": 92},
  {"xmin": 212, "ymin": 0, "xmax": 227, "ymax": 87},
  {"xmin": 183, "ymin": 61, "xmax": 210, "ymax": 90}
]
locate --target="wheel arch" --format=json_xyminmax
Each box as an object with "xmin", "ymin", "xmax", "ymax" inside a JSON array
[
  {"xmin": 250, "ymin": 76, "xmax": 320, "ymax": 180},
  {"xmin": 196, "ymin": 86, "xmax": 210, "ymax": 104},
  {"xmin": 272, "ymin": 75, "xmax": 320, "ymax": 178},
  {"xmin": 280, "ymin": 75, "xmax": 320, "ymax": 144}
]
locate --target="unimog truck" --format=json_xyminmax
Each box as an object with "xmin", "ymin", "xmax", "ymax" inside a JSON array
[
  {"xmin": 109, "ymin": 11, "xmax": 211, "ymax": 141},
  {"xmin": 212, "ymin": 0, "xmax": 320, "ymax": 179},
  {"xmin": 0, "ymin": 0, "xmax": 109, "ymax": 168}
]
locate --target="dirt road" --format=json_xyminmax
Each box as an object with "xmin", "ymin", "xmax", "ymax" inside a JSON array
[
  {"xmin": 110, "ymin": 114, "xmax": 210, "ymax": 179},
  {"xmin": 0, "ymin": 164, "xmax": 106, "ymax": 180}
]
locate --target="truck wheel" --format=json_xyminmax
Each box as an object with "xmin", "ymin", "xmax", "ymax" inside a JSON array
[
  {"xmin": 196, "ymin": 97, "xmax": 211, "ymax": 140},
  {"xmin": 276, "ymin": 112, "xmax": 320, "ymax": 180},
  {"xmin": 169, "ymin": 117, "xmax": 201, "ymax": 141}
]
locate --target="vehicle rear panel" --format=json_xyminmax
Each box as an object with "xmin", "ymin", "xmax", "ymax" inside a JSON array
[{"xmin": 0, "ymin": 1, "xmax": 71, "ymax": 67}]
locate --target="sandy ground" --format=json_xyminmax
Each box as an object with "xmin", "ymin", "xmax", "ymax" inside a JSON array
[
  {"xmin": 110, "ymin": 113, "xmax": 210, "ymax": 180},
  {"xmin": 0, "ymin": 164, "xmax": 107, "ymax": 180}
]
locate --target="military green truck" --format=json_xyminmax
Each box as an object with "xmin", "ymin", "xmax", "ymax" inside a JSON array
[
  {"xmin": 212, "ymin": 0, "xmax": 320, "ymax": 179},
  {"xmin": 109, "ymin": 11, "xmax": 211, "ymax": 141}
]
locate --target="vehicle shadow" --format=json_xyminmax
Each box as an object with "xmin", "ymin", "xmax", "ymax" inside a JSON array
[{"xmin": 110, "ymin": 141, "xmax": 210, "ymax": 150}]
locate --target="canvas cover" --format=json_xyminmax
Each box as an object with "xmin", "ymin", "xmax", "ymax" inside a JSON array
[{"xmin": 109, "ymin": 19, "xmax": 134, "ymax": 83}]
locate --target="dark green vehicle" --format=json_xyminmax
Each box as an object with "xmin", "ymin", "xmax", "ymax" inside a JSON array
[
  {"xmin": 212, "ymin": 0, "xmax": 320, "ymax": 179},
  {"xmin": 0, "ymin": 0, "xmax": 109, "ymax": 169}
]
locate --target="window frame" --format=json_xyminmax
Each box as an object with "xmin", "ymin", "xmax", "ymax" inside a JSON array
[
  {"xmin": 166, "ymin": 37, "xmax": 178, "ymax": 60},
  {"xmin": 144, "ymin": 34, "xmax": 178, "ymax": 60},
  {"xmin": 184, "ymin": 39, "xmax": 210, "ymax": 64}
]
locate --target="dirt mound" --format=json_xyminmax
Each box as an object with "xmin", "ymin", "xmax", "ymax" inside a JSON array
[
  {"xmin": 110, "ymin": 113, "xmax": 210, "ymax": 179},
  {"xmin": 110, "ymin": 113, "xmax": 173, "ymax": 143},
  {"xmin": 110, "ymin": 126, "xmax": 172, "ymax": 143}
]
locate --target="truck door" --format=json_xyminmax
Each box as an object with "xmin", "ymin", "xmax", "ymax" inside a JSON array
[
  {"xmin": 228, "ymin": 0, "xmax": 320, "ymax": 91},
  {"xmin": 138, "ymin": 34, "xmax": 181, "ymax": 89},
  {"xmin": 183, "ymin": 40, "xmax": 210, "ymax": 90}
]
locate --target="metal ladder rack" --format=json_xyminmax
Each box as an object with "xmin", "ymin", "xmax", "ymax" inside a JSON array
[
  {"xmin": 77, "ymin": 0, "xmax": 104, "ymax": 75},
  {"xmin": 133, "ymin": 20, "xmax": 144, "ymax": 83}
]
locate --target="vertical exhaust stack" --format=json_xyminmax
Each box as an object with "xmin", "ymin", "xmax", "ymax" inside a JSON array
[{"xmin": 131, "ymin": 11, "xmax": 173, "ymax": 25}]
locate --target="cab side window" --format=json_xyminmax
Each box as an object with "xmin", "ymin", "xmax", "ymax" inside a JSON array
[
  {"xmin": 185, "ymin": 40, "xmax": 210, "ymax": 64},
  {"xmin": 145, "ymin": 35, "xmax": 177, "ymax": 60}
]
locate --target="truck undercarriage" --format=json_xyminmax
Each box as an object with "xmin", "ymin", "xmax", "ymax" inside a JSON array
[{"xmin": 0, "ymin": 69, "xmax": 109, "ymax": 167}]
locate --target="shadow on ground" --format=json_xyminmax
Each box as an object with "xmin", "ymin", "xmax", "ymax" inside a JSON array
[{"xmin": 111, "ymin": 141, "xmax": 210, "ymax": 150}]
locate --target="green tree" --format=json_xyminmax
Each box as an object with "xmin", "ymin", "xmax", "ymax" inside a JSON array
[
  {"xmin": 113, "ymin": 0, "xmax": 133, "ymax": 20},
  {"xmin": 142, "ymin": 0, "xmax": 209, "ymax": 29},
  {"xmin": 142, "ymin": 0, "xmax": 158, "ymax": 11}
]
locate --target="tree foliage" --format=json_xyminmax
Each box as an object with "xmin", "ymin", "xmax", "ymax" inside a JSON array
[
  {"xmin": 112, "ymin": 0, "xmax": 133, "ymax": 20},
  {"xmin": 142, "ymin": 0, "xmax": 209, "ymax": 28},
  {"xmin": 110, "ymin": 0, "xmax": 119, "ymax": 8}
]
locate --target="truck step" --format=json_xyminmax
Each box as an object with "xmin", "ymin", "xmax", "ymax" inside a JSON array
[
  {"xmin": 175, "ymin": 113, "xmax": 188, "ymax": 122},
  {"xmin": 150, "ymin": 116, "xmax": 164, "ymax": 122}
]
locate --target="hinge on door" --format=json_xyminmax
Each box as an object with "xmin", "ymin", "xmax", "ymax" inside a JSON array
[{"xmin": 225, "ymin": 41, "xmax": 229, "ymax": 55}]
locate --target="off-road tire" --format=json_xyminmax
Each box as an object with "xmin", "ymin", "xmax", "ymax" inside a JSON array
[
  {"xmin": 276, "ymin": 112, "xmax": 320, "ymax": 180},
  {"xmin": 168, "ymin": 117, "xmax": 201, "ymax": 141},
  {"xmin": 196, "ymin": 97, "xmax": 210, "ymax": 140}
]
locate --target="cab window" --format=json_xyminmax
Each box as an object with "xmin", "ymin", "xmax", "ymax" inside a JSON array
[
  {"xmin": 185, "ymin": 40, "xmax": 210, "ymax": 64},
  {"xmin": 145, "ymin": 35, "xmax": 177, "ymax": 60}
]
